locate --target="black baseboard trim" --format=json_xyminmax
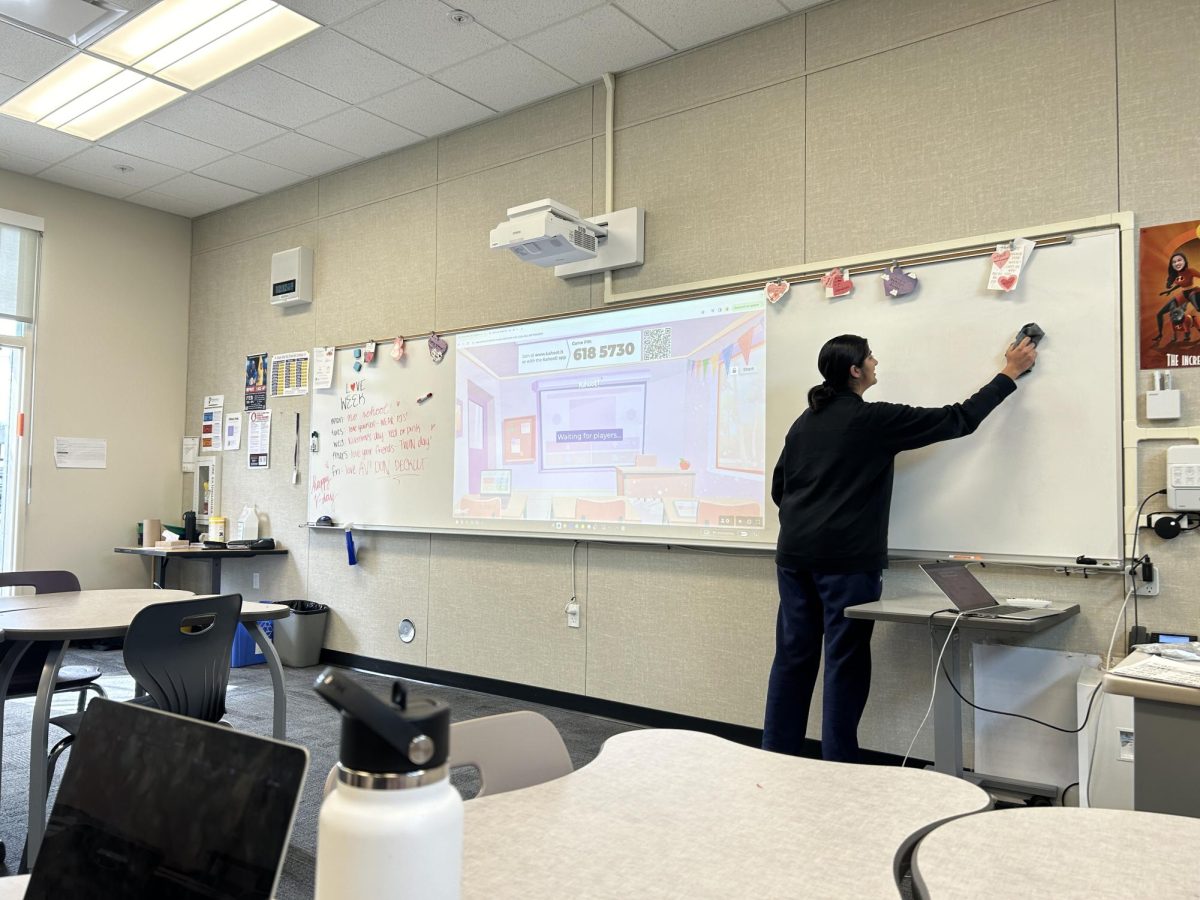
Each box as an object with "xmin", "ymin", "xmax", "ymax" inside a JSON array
[{"xmin": 319, "ymin": 650, "xmax": 923, "ymax": 768}]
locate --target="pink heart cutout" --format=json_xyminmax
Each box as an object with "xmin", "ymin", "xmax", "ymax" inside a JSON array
[
  {"xmin": 825, "ymin": 271, "xmax": 852, "ymax": 296},
  {"xmin": 998, "ymin": 274, "xmax": 1018, "ymax": 291},
  {"xmin": 991, "ymin": 250, "xmax": 1011, "ymax": 268},
  {"xmin": 764, "ymin": 280, "xmax": 790, "ymax": 304}
]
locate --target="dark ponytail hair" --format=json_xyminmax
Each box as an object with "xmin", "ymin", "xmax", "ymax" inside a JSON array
[{"xmin": 807, "ymin": 334, "xmax": 871, "ymax": 412}]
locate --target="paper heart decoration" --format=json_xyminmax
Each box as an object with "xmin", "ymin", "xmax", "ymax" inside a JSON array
[
  {"xmin": 997, "ymin": 274, "xmax": 1018, "ymax": 291},
  {"xmin": 821, "ymin": 267, "xmax": 854, "ymax": 298},
  {"xmin": 428, "ymin": 332, "xmax": 448, "ymax": 363},
  {"xmin": 991, "ymin": 249, "xmax": 1011, "ymax": 269},
  {"xmin": 391, "ymin": 336, "xmax": 406, "ymax": 361},
  {"xmin": 764, "ymin": 279, "xmax": 791, "ymax": 304},
  {"xmin": 881, "ymin": 264, "xmax": 918, "ymax": 298}
]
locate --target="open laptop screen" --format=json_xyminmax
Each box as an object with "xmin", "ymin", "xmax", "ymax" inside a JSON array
[
  {"xmin": 27, "ymin": 699, "xmax": 308, "ymax": 900},
  {"xmin": 919, "ymin": 562, "xmax": 997, "ymax": 611}
]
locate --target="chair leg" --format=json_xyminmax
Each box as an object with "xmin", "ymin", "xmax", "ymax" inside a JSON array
[
  {"xmin": 75, "ymin": 682, "xmax": 108, "ymax": 713},
  {"xmin": 46, "ymin": 735, "xmax": 74, "ymax": 799}
]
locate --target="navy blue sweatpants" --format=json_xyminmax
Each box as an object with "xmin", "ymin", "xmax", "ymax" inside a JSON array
[{"xmin": 762, "ymin": 567, "xmax": 881, "ymax": 762}]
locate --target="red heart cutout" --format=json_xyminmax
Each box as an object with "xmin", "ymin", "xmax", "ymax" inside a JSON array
[
  {"xmin": 765, "ymin": 280, "xmax": 790, "ymax": 304},
  {"xmin": 991, "ymin": 250, "xmax": 1011, "ymax": 268},
  {"xmin": 822, "ymin": 268, "xmax": 853, "ymax": 296},
  {"xmin": 998, "ymin": 274, "xmax": 1018, "ymax": 291}
]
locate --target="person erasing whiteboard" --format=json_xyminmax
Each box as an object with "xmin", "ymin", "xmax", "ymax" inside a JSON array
[{"xmin": 762, "ymin": 333, "xmax": 1037, "ymax": 762}]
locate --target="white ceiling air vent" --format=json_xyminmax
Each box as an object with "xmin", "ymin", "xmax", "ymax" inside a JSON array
[{"xmin": 0, "ymin": 0, "xmax": 129, "ymax": 47}]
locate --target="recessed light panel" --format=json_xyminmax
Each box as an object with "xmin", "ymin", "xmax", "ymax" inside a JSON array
[{"xmin": 0, "ymin": 55, "xmax": 122, "ymax": 123}]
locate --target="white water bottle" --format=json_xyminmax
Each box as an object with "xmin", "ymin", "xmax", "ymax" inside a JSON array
[
  {"xmin": 313, "ymin": 670, "xmax": 463, "ymax": 900},
  {"xmin": 237, "ymin": 505, "xmax": 259, "ymax": 541}
]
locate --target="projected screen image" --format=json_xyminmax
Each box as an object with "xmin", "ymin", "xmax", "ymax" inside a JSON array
[{"xmin": 453, "ymin": 291, "xmax": 767, "ymax": 541}]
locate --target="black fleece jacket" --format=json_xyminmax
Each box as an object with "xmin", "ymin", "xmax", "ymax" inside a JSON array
[{"xmin": 772, "ymin": 374, "xmax": 1017, "ymax": 573}]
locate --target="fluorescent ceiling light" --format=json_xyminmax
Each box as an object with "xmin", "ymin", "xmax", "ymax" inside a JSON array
[
  {"xmin": 58, "ymin": 78, "xmax": 184, "ymax": 140},
  {"xmin": 134, "ymin": 0, "xmax": 275, "ymax": 78},
  {"xmin": 89, "ymin": 0, "xmax": 244, "ymax": 67},
  {"xmin": 152, "ymin": 5, "xmax": 319, "ymax": 90},
  {"xmin": 0, "ymin": 54, "xmax": 123, "ymax": 123},
  {"xmin": 0, "ymin": 0, "xmax": 319, "ymax": 142}
]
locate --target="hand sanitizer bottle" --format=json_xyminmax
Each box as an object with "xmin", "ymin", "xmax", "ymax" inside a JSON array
[
  {"xmin": 237, "ymin": 505, "xmax": 259, "ymax": 541},
  {"xmin": 313, "ymin": 670, "xmax": 462, "ymax": 900}
]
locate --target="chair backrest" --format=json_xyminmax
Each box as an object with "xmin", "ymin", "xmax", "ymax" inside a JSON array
[
  {"xmin": 0, "ymin": 571, "xmax": 82, "ymax": 696},
  {"xmin": 575, "ymin": 498, "xmax": 626, "ymax": 522},
  {"xmin": 449, "ymin": 710, "xmax": 574, "ymax": 798},
  {"xmin": 123, "ymin": 594, "xmax": 241, "ymax": 723}
]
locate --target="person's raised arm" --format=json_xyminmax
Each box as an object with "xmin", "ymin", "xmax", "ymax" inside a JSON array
[{"xmin": 1001, "ymin": 336, "xmax": 1037, "ymax": 381}]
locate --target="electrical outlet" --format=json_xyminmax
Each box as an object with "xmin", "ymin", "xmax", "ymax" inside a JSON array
[
  {"xmin": 1135, "ymin": 567, "xmax": 1159, "ymax": 596},
  {"xmin": 252, "ymin": 572, "xmax": 260, "ymax": 589},
  {"xmin": 566, "ymin": 601, "xmax": 580, "ymax": 628}
]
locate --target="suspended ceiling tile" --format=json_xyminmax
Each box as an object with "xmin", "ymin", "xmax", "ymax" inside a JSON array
[
  {"xmin": 0, "ymin": 114, "xmax": 90, "ymax": 166},
  {"xmin": 778, "ymin": 0, "xmax": 825, "ymax": 9},
  {"xmin": 124, "ymin": 188, "xmax": 213, "ymax": 218},
  {"xmin": 436, "ymin": 44, "xmax": 577, "ymax": 112},
  {"xmin": 194, "ymin": 154, "xmax": 308, "ymax": 193},
  {"xmin": 0, "ymin": 71, "xmax": 22, "ymax": 102},
  {"xmin": 243, "ymin": 132, "xmax": 361, "ymax": 177},
  {"xmin": 274, "ymin": 0, "xmax": 384, "ymax": 25},
  {"xmin": 362, "ymin": 78, "xmax": 493, "ymax": 137},
  {"xmin": 202, "ymin": 66, "xmax": 347, "ymax": 129},
  {"xmin": 337, "ymin": 0, "xmax": 505, "ymax": 74},
  {"xmin": 152, "ymin": 172, "xmax": 258, "ymax": 208},
  {"xmin": 148, "ymin": 96, "xmax": 287, "ymax": 152},
  {"xmin": 0, "ymin": 146, "xmax": 52, "ymax": 175},
  {"xmin": 443, "ymin": 0, "xmax": 606, "ymax": 40},
  {"xmin": 297, "ymin": 106, "xmax": 423, "ymax": 157},
  {"xmin": 0, "ymin": 20, "xmax": 74, "ymax": 81},
  {"xmin": 49, "ymin": 144, "xmax": 182, "ymax": 190},
  {"xmin": 519, "ymin": 5, "xmax": 673, "ymax": 84},
  {"xmin": 100, "ymin": 122, "xmax": 230, "ymax": 170},
  {"xmin": 263, "ymin": 29, "xmax": 420, "ymax": 104},
  {"xmin": 36, "ymin": 163, "xmax": 141, "ymax": 199},
  {"xmin": 615, "ymin": 0, "xmax": 792, "ymax": 51}
]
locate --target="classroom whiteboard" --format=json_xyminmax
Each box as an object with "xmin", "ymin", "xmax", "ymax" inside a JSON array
[{"xmin": 308, "ymin": 225, "xmax": 1124, "ymax": 564}]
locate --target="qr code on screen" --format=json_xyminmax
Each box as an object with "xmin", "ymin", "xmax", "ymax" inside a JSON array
[{"xmin": 642, "ymin": 327, "xmax": 671, "ymax": 361}]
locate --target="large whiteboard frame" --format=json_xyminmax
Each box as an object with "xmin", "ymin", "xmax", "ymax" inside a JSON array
[{"xmin": 309, "ymin": 215, "xmax": 1128, "ymax": 567}]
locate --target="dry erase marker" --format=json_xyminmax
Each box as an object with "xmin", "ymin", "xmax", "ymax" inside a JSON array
[{"xmin": 417, "ymin": 392, "xmax": 433, "ymax": 404}]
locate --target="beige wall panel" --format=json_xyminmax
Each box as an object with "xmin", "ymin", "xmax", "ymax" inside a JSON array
[
  {"xmin": 318, "ymin": 142, "xmax": 437, "ymax": 219},
  {"xmin": 611, "ymin": 78, "xmax": 805, "ymax": 293},
  {"xmin": 617, "ymin": 14, "xmax": 805, "ymax": 128},
  {"xmin": 805, "ymin": 0, "xmax": 1117, "ymax": 263},
  {"xmin": 436, "ymin": 88, "xmax": 594, "ymax": 182},
  {"xmin": 193, "ymin": 181, "xmax": 318, "ymax": 254},
  {"xmin": 315, "ymin": 187, "xmax": 438, "ymax": 345},
  {"xmin": 311, "ymin": 530, "xmax": 431, "ymax": 665},
  {"xmin": 434, "ymin": 142, "xmax": 594, "ymax": 332},
  {"xmin": 806, "ymin": 0, "xmax": 1047, "ymax": 72},
  {"xmin": 426, "ymin": 535, "xmax": 585, "ymax": 693},
  {"xmin": 585, "ymin": 545, "xmax": 777, "ymax": 726},
  {"xmin": 0, "ymin": 172, "xmax": 192, "ymax": 589},
  {"xmin": 1116, "ymin": 0, "xmax": 1200, "ymax": 226}
]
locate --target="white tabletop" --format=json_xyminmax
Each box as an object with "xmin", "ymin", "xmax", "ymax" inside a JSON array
[
  {"xmin": 0, "ymin": 590, "xmax": 288, "ymax": 640},
  {"xmin": 462, "ymin": 729, "xmax": 990, "ymax": 898},
  {"xmin": 912, "ymin": 806, "xmax": 1200, "ymax": 898},
  {"xmin": 0, "ymin": 875, "xmax": 25, "ymax": 898},
  {"xmin": 1104, "ymin": 651, "xmax": 1200, "ymax": 708}
]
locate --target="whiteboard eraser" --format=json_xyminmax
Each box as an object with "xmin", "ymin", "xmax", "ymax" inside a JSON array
[{"xmin": 1147, "ymin": 389, "xmax": 1181, "ymax": 420}]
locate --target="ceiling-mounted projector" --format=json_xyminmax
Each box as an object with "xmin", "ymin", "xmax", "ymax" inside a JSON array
[
  {"xmin": 489, "ymin": 199, "xmax": 645, "ymax": 277},
  {"xmin": 489, "ymin": 199, "xmax": 604, "ymax": 267}
]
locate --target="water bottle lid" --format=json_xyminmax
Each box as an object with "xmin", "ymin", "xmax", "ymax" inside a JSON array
[{"xmin": 338, "ymin": 682, "xmax": 451, "ymax": 777}]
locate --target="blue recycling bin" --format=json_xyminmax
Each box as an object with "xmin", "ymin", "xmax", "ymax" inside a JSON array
[{"xmin": 231, "ymin": 620, "xmax": 273, "ymax": 667}]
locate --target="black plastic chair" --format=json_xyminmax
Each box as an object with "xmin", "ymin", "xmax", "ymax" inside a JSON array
[
  {"xmin": 0, "ymin": 571, "xmax": 107, "ymax": 711},
  {"xmin": 46, "ymin": 593, "xmax": 242, "ymax": 786}
]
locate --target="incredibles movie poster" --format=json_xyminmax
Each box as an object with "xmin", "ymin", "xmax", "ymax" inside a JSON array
[{"xmin": 1140, "ymin": 220, "xmax": 1200, "ymax": 369}]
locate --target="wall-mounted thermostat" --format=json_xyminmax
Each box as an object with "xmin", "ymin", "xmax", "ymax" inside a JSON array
[{"xmin": 270, "ymin": 246, "xmax": 313, "ymax": 307}]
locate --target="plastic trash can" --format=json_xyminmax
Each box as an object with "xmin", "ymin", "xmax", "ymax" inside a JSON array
[
  {"xmin": 272, "ymin": 600, "xmax": 329, "ymax": 667},
  {"xmin": 231, "ymin": 620, "xmax": 274, "ymax": 667}
]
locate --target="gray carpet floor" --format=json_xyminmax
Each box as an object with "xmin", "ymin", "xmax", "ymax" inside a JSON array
[{"xmin": 0, "ymin": 648, "xmax": 640, "ymax": 898}]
